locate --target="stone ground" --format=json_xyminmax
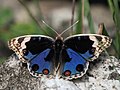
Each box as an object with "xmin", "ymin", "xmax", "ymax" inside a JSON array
[{"xmin": 0, "ymin": 54, "xmax": 120, "ymax": 90}]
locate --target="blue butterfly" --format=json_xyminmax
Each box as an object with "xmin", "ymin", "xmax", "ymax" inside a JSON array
[{"xmin": 8, "ymin": 34, "xmax": 112, "ymax": 80}]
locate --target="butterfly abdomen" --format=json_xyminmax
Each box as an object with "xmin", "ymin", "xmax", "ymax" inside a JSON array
[{"xmin": 54, "ymin": 38, "xmax": 63, "ymax": 67}]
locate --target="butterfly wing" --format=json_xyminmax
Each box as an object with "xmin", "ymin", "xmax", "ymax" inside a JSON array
[
  {"xmin": 8, "ymin": 35, "xmax": 55, "ymax": 77},
  {"xmin": 61, "ymin": 34, "xmax": 112, "ymax": 80},
  {"xmin": 61, "ymin": 48, "xmax": 89, "ymax": 80}
]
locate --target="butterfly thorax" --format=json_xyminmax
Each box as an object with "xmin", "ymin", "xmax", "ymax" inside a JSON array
[{"xmin": 55, "ymin": 37, "xmax": 63, "ymax": 52}]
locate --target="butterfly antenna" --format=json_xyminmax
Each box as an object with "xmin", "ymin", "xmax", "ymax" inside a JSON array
[
  {"xmin": 59, "ymin": 20, "xmax": 79, "ymax": 36},
  {"xmin": 41, "ymin": 20, "xmax": 59, "ymax": 36}
]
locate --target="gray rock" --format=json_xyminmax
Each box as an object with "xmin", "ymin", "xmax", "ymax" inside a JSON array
[{"xmin": 0, "ymin": 54, "xmax": 120, "ymax": 90}]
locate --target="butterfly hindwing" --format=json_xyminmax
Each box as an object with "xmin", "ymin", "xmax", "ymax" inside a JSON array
[
  {"xmin": 28, "ymin": 48, "xmax": 55, "ymax": 77},
  {"xmin": 61, "ymin": 34, "xmax": 112, "ymax": 80},
  {"xmin": 8, "ymin": 35, "xmax": 55, "ymax": 77},
  {"xmin": 61, "ymin": 48, "xmax": 89, "ymax": 80}
]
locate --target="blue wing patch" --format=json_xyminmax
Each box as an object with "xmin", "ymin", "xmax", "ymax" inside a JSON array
[
  {"xmin": 28, "ymin": 49, "xmax": 54, "ymax": 77},
  {"xmin": 61, "ymin": 48, "xmax": 89, "ymax": 80}
]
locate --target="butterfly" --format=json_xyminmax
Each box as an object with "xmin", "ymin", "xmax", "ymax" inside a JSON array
[{"xmin": 8, "ymin": 33, "xmax": 112, "ymax": 80}]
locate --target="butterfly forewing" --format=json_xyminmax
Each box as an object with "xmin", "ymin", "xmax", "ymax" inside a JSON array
[
  {"xmin": 64, "ymin": 34, "xmax": 112, "ymax": 61},
  {"xmin": 60, "ymin": 34, "xmax": 112, "ymax": 80},
  {"xmin": 8, "ymin": 35, "xmax": 55, "ymax": 77}
]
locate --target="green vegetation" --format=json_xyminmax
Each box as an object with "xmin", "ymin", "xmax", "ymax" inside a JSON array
[
  {"xmin": 76, "ymin": 0, "xmax": 95, "ymax": 34},
  {"xmin": 108, "ymin": 0, "xmax": 120, "ymax": 58},
  {"xmin": 76, "ymin": 0, "xmax": 120, "ymax": 58},
  {"xmin": 0, "ymin": 0, "xmax": 120, "ymax": 64}
]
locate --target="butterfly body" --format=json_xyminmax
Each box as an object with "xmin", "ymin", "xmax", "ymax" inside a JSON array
[{"xmin": 8, "ymin": 34, "xmax": 112, "ymax": 80}]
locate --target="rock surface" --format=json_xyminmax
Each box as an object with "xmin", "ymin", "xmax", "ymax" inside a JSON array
[{"xmin": 0, "ymin": 54, "xmax": 120, "ymax": 90}]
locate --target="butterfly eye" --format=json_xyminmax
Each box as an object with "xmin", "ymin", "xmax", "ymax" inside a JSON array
[
  {"xmin": 22, "ymin": 49, "xmax": 28, "ymax": 56},
  {"xmin": 89, "ymin": 47, "xmax": 96, "ymax": 54},
  {"xmin": 31, "ymin": 64, "xmax": 39, "ymax": 71},
  {"xmin": 42, "ymin": 69, "xmax": 49, "ymax": 75},
  {"xmin": 64, "ymin": 70, "xmax": 71, "ymax": 76},
  {"xmin": 76, "ymin": 64, "xmax": 84, "ymax": 72}
]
